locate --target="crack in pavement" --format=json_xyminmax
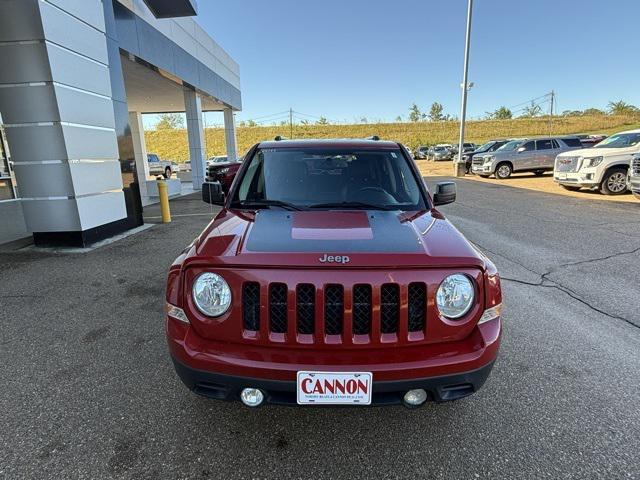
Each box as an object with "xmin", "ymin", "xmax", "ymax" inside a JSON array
[{"xmin": 474, "ymin": 240, "xmax": 640, "ymax": 330}]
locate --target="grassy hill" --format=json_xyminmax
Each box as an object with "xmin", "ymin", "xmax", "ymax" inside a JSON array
[{"xmin": 145, "ymin": 114, "xmax": 640, "ymax": 162}]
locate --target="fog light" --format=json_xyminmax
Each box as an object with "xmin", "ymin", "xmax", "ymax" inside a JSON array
[
  {"xmin": 240, "ymin": 388, "xmax": 264, "ymax": 407},
  {"xmin": 403, "ymin": 389, "xmax": 428, "ymax": 407}
]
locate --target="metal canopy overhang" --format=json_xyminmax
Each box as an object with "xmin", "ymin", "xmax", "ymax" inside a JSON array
[
  {"xmin": 142, "ymin": 0, "xmax": 197, "ymax": 18},
  {"xmin": 122, "ymin": 54, "xmax": 227, "ymax": 113}
]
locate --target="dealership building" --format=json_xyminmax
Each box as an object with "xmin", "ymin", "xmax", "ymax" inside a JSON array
[{"xmin": 0, "ymin": 0, "xmax": 241, "ymax": 246}]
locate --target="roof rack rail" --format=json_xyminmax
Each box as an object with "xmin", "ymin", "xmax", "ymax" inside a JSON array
[
  {"xmin": 365, "ymin": 135, "xmax": 380, "ymax": 141},
  {"xmin": 274, "ymin": 135, "xmax": 288, "ymax": 141}
]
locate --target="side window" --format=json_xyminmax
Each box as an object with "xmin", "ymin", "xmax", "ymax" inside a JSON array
[
  {"xmin": 521, "ymin": 141, "xmax": 535, "ymax": 152},
  {"xmin": 237, "ymin": 152, "xmax": 263, "ymax": 200},
  {"xmin": 536, "ymin": 139, "xmax": 554, "ymax": 150},
  {"xmin": 552, "ymin": 140, "xmax": 560, "ymax": 149},
  {"xmin": 561, "ymin": 138, "xmax": 582, "ymax": 148}
]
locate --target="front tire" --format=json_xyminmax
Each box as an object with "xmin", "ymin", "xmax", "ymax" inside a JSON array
[
  {"xmin": 164, "ymin": 166, "xmax": 172, "ymax": 179},
  {"xmin": 599, "ymin": 167, "xmax": 628, "ymax": 195},
  {"xmin": 495, "ymin": 163, "xmax": 512, "ymax": 179}
]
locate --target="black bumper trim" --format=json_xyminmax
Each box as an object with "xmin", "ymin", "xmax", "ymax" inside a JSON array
[{"xmin": 171, "ymin": 358, "xmax": 496, "ymax": 406}]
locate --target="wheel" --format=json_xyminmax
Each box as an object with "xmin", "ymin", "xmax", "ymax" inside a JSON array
[
  {"xmin": 534, "ymin": 170, "xmax": 545, "ymax": 176},
  {"xmin": 599, "ymin": 167, "xmax": 628, "ymax": 195},
  {"xmin": 495, "ymin": 163, "xmax": 512, "ymax": 179},
  {"xmin": 163, "ymin": 166, "xmax": 172, "ymax": 179},
  {"xmin": 561, "ymin": 185, "xmax": 582, "ymax": 191}
]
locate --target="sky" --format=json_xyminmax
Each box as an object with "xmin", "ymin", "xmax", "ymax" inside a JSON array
[{"xmin": 192, "ymin": 0, "xmax": 639, "ymax": 125}]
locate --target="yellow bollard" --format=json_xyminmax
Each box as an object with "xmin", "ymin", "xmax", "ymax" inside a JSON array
[{"xmin": 157, "ymin": 179, "xmax": 171, "ymax": 223}]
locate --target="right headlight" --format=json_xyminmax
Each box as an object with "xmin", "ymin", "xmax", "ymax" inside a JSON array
[
  {"xmin": 192, "ymin": 272, "xmax": 232, "ymax": 317},
  {"xmin": 436, "ymin": 274, "xmax": 475, "ymax": 319},
  {"xmin": 483, "ymin": 155, "xmax": 494, "ymax": 164},
  {"xmin": 583, "ymin": 156, "xmax": 603, "ymax": 168}
]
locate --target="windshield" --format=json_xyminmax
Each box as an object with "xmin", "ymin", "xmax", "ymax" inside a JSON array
[
  {"xmin": 594, "ymin": 132, "xmax": 640, "ymax": 149},
  {"xmin": 497, "ymin": 140, "xmax": 524, "ymax": 152},
  {"xmin": 211, "ymin": 156, "xmax": 228, "ymax": 163},
  {"xmin": 232, "ymin": 147, "xmax": 427, "ymax": 211},
  {"xmin": 476, "ymin": 141, "xmax": 496, "ymax": 151}
]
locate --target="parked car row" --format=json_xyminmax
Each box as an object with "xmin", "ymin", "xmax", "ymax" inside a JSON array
[{"xmin": 465, "ymin": 129, "xmax": 640, "ymax": 196}]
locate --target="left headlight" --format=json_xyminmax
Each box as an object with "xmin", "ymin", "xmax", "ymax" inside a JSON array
[
  {"xmin": 436, "ymin": 274, "xmax": 475, "ymax": 319},
  {"xmin": 192, "ymin": 272, "xmax": 232, "ymax": 317},
  {"xmin": 583, "ymin": 156, "xmax": 603, "ymax": 168}
]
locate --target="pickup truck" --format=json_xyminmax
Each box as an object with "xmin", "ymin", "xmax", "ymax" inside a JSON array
[{"xmin": 147, "ymin": 153, "xmax": 178, "ymax": 178}]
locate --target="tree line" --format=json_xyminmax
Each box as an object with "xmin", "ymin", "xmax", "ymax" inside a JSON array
[{"xmin": 151, "ymin": 100, "xmax": 639, "ymax": 130}]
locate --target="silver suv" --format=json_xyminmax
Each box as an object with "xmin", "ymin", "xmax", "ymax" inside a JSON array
[{"xmin": 472, "ymin": 137, "xmax": 583, "ymax": 179}]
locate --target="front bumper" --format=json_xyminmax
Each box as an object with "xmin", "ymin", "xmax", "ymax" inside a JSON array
[
  {"xmin": 167, "ymin": 315, "xmax": 501, "ymax": 405},
  {"xmin": 628, "ymin": 178, "xmax": 640, "ymax": 195},
  {"xmin": 172, "ymin": 357, "xmax": 496, "ymax": 405},
  {"xmin": 554, "ymin": 171, "xmax": 599, "ymax": 187},
  {"xmin": 471, "ymin": 164, "xmax": 492, "ymax": 175}
]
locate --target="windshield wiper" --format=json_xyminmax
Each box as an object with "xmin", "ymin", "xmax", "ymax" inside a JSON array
[
  {"xmin": 307, "ymin": 201, "xmax": 394, "ymax": 211},
  {"xmin": 230, "ymin": 199, "xmax": 304, "ymax": 211}
]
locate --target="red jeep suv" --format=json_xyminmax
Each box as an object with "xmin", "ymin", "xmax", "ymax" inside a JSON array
[{"xmin": 166, "ymin": 139, "xmax": 502, "ymax": 407}]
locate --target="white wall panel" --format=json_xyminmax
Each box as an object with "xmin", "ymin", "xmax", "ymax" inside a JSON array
[
  {"xmin": 76, "ymin": 191, "xmax": 127, "ymax": 229},
  {"xmin": 69, "ymin": 160, "xmax": 122, "ymax": 197},
  {"xmin": 47, "ymin": 42, "xmax": 112, "ymax": 96},
  {"xmin": 40, "ymin": 1, "xmax": 109, "ymax": 64},
  {"xmin": 61, "ymin": 125, "xmax": 119, "ymax": 160},
  {"xmin": 45, "ymin": 0, "xmax": 106, "ymax": 33}
]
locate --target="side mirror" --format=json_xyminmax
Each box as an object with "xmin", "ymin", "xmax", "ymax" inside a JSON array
[
  {"xmin": 202, "ymin": 181, "xmax": 225, "ymax": 206},
  {"xmin": 433, "ymin": 181, "xmax": 456, "ymax": 206}
]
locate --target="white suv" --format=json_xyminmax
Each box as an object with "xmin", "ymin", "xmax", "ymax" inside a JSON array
[{"xmin": 554, "ymin": 129, "xmax": 640, "ymax": 195}]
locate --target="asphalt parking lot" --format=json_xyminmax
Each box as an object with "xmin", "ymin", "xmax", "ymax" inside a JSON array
[{"xmin": 1, "ymin": 179, "xmax": 639, "ymax": 479}]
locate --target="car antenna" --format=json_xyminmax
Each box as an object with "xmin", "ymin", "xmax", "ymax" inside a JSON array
[{"xmin": 365, "ymin": 135, "xmax": 380, "ymax": 141}]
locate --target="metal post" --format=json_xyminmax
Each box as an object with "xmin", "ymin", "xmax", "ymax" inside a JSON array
[
  {"xmin": 549, "ymin": 90, "xmax": 555, "ymax": 136},
  {"xmin": 455, "ymin": 0, "xmax": 473, "ymax": 178},
  {"xmin": 289, "ymin": 108, "xmax": 293, "ymax": 139},
  {"xmin": 157, "ymin": 179, "xmax": 171, "ymax": 223}
]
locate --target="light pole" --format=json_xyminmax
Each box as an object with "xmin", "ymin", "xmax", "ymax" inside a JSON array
[{"xmin": 454, "ymin": 0, "xmax": 474, "ymax": 177}]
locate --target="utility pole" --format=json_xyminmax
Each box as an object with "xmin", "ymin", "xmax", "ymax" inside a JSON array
[
  {"xmin": 549, "ymin": 90, "xmax": 555, "ymax": 136},
  {"xmin": 455, "ymin": 0, "xmax": 473, "ymax": 178},
  {"xmin": 289, "ymin": 108, "xmax": 293, "ymax": 139}
]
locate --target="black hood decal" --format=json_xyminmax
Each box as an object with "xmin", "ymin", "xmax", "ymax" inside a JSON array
[{"xmin": 245, "ymin": 210, "xmax": 423, "ymax": 253}]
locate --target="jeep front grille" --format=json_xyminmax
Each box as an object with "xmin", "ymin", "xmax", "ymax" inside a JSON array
[
  {"xmin": 408, "ymin": 283, "xmax": 426, "ymax": 332},
  {"xmin": 242, "ymin": 282, "xmax": 261, "ymax": 331},
  {"xmin": 269, "ymin": 283, "xmax": 288, "ymax": 333},
  {"xmin": 324, "ymin": 284, "xmax": 344, "ymax": 335},
  {"xmin": 380, "ymin": 284, "xmax": 400, "ymax": 333},
  {"xmin": 242, "ymin": 281, "xmax": 427, "ymax": 343},
  {"xmin": 296, "ymin": 284, "xmax": 315, "ymax": 334},
  {"xmin": 352, "ymin": 284, "xmax": 372, "ymax": 335}
]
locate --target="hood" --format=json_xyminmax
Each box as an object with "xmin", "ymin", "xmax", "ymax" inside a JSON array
[
  {"xmin": 189, "ymin": 209, "xmax": 485, "ymax": 269},
  {"xmin": 557, "ymin": 146, "xmax": 640, "ymax": 158}
]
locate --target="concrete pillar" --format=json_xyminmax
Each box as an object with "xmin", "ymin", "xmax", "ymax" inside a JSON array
[
  {"xmin": 184, "ymin": 88, "xmax": 206, "ymax": 190},
  {"xmin": 0, "ymin": 0, "xmax": 126, "ymax": 246},
  {"xmin": 129, "ymin": 112, "xmax": 151, "ymax": 198},
  {"xmin": 223, "ymin": 108, "xmax": 238, "ymax": 162}
]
